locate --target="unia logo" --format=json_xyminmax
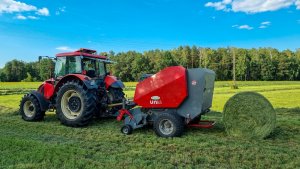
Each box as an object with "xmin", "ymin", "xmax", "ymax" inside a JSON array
[{"xmin": 150, "ymin": 96, "xmax": 162, "ymax": 105}]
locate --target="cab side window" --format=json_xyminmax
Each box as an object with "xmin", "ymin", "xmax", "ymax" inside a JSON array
[
  {"xmin": 55, "ymin": 57, "xmax": 66, "ymax": 77},
  {"xmin": 97, "ymin": 62, "xmax": 106, "ymax": 76}
]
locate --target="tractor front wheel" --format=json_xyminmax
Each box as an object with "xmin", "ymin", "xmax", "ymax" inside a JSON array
[
  {"xmin": 20, "ymin": 94, "xmax": 45, "ymax": 121},
  {"xmin": 153, "ymin": 112, "xmax": 184, "ymax": 138},
  {"xmin": 56, "ymin": 81, "xmax": 96, "ymax": 127}
]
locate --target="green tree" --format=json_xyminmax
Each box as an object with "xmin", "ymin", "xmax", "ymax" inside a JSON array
[
  {"xmin": 3, "ymin": 60, "xmax": 26, "ymax": 82},
  {"xmin": 182, "ymin": 46, "xmax": 191, "ymax": 68},
  {"xmin": 111, "ymin": 51, "xmax": 137, "ymax": 81},
  {"xmin": 22, "ymin": 72, "xmax": 34, "ymax": 82},
  {"xmin": 131, "ymin": 55, "xmax": 153, "ymax": 81},
  {"xmin": 0, "ymin": 69, "xmax": 6, "ymax": 82},
  {"xmin": 39, "ymin": 59, "xmax": 55, "ymax": 81},
  {"xmin": 190, "ymin": 46, "xmax": 199, "ymax": 68},
  {"xmin": 158, "ymin": 51, "xmax": 178, "ymax": 70}
]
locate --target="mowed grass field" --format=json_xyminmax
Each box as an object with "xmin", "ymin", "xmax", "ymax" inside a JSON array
[{"xmin": 0, "ymin": 81, "xmax": 299, "ymax": 168}]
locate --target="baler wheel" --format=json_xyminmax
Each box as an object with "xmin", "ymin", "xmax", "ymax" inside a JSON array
[
  {"xmin": 153, "ymin": 112, "xmax": 184, "ymax": 137},
  {"xmin": 121, "ymin": 125, "xmax": 133, "ymax": 135},
  {"xmin": 20, "ymin": 94, "xmax": 45, "ymax": 121}
]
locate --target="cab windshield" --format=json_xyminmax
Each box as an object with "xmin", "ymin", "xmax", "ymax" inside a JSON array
[
  {"xmin": 55, "ymin": 56, "xmax": 107, "ymax": 78},
  {"xmin": 55, "ymin": 56, "xmax": 82, "ymax": 77}
]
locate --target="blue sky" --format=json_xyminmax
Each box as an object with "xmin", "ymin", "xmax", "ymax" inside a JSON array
[{"xmin": 0, "ymin": 0, "xmax": 300, "ymax": 68}]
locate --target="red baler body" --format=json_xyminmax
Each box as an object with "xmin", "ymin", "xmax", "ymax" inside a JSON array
[{"xmin": 134, "ymin": 66, "xmax": 188, "ymax": 108}]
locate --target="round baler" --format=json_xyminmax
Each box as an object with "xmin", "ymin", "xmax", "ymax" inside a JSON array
[{"xmin": 118, "ymin": 66, "xmax": 216, "ymax": 137}]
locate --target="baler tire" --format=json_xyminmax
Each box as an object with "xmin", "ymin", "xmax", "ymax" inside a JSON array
[
  {"xmin": 20, "ymin": 94, "xmax": 45, "ymax": 121},
  {"xmin": 56, "ymin": 81, "xmax": 96, "ymax": 127},
  {"xmin": 153, "ymin": 112, "xmax": 184, "ymax": 138},
  {"xmin": 121, "ymin": 125, "xmax": 133, "ymax": 135}
]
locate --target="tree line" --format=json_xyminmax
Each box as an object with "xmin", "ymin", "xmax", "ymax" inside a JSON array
[
  {"xmin": 1, "ymin": 46, "xmax": 300, "ymax": 82},
  {"xmin": 0, "ymin": 59, "xmax": 54, "ymax": 82}
]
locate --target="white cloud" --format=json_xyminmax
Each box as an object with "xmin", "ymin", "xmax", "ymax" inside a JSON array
[
  {"xmin": 16, "ymin": 14, "xmax": 26, "ymax": 20},
  {"xmin": 205, "ymin": 0, "xmax": 300, "ymax": 13},
  {"xmin": 261, "ymin": 21, "xmax": 271, "ymax": 25},
  {"xmin": 0, "ymin": 0, "xmax": 36, "ymax": 13},
  {"xmin": 28, "ymin": 15, "xmax": 38, "ymax": 20},
  {"xmin": 0, "ymin": 0, "xmax": 49, "ymax": 18},
  {"xmin": 56, "ymin": 46, "xmax": 74, "ymax": 51},
  {"xmin": 232, "ymin": 24, "xmax": 253, "ymax": 30},
  {"xmin": 15, "ymin": 14, "xmax": 39, "ymax": 20},
  {"xmin": 232, "ymin": 0, "xmax": 294, "ymax": 13},
  {"xmin": 36, "ymin": 7, "xmax": 49, "ymax": 16},
  {"xmin": 205, "ymin": 0, "xmax": 232, "ymax": 11},
  {"xmin": 259, "ymin": 21, "xmax": 271, "ymax": 28},
  {"xmin": 239, "ymin": 25, "xmax": 253, "ymax": 30},
  {"xmin": 233, "ymin": 21, "xmax": 271, "ymax": 30},
  {"xmin": 259, "ymin": 25, "xmax": 267, "ymax": 29},
  {"xmin": 232, "ymin": 24, "xmax": 254, "ymax": 30}
]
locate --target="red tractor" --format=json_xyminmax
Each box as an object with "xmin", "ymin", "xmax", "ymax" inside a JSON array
[{"xmin": 20, "ymin": 48, "xmax": 125, "ymax": 127}]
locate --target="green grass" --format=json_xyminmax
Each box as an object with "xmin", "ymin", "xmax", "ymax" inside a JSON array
[{"xmin": 0, "ymin": 81, "xmax": 299, "ymax": 168}]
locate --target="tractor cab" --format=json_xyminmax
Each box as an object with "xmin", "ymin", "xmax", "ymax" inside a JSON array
[
  {"xmin": 54, "ymin": 48, "xmax": 112, "ymax": 79},
  {"xmin": 53, "ymin": 48, "xmax": 124, "ymax": 90}
]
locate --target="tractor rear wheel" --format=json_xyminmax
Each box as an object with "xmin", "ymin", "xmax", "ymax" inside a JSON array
[
  {"xmin": 56, "ymin": 81, "xmax": 96, "ymax": 127},
  {"xmin": 153, "ymin": 112, "xmax": 184, "ymax": 137},
  {"xmin": 108, "ymin": 88, "xmax": 124, "ymax": 103},
  {"xmin": 107, "ymin": 88, "xmax": 125, "ymax": 114},
  {"xmin": 20, "ymin": 94, "xmax": 45, "ymax": 121}
]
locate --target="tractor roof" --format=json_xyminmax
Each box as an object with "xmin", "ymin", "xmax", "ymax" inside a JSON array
[{"xmin": 56, "ymin": 48, "xmax": 107, "ymax": 59}]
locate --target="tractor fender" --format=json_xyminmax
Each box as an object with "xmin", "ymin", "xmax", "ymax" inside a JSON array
[
  {"xmin": 38, "ymin": 79, "xmax": 55, "ymax": 100},
  {"xmin": 29, "ymin": 91, "xmax": 50, "ymax": 111},
  {"xmin": 54, "ymin": 74, "xmax": 98, "ymax": 93},
  {"xmin": 105, "ymin": 75, "xmax": 125, "ymax": 89}
]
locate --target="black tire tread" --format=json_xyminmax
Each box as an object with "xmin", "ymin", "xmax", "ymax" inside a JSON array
[
  {"xmin": 56, "ymin": 81, "xmax": 96, "ymax": 127},
  {"xmin": 19, "ymin": 94, "xmax": 45, "ymax": 121}
]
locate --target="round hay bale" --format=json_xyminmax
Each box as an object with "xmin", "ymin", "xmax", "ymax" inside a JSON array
[{"xmin": 223, "ymin": 92, "xmax": 276, "ymax": 139}]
